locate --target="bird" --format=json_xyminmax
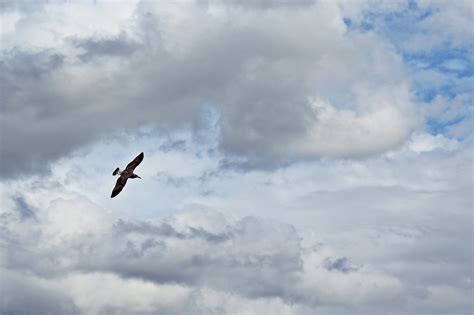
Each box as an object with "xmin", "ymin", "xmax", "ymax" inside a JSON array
[{"xmin": 111, "ymin": 152, "xmax": 144, "ymax": 198}]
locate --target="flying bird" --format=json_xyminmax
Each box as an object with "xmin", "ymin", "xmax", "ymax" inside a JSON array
[{"xmin": 111, "ymin": 152, "xmax": 144, "ymax": 198}]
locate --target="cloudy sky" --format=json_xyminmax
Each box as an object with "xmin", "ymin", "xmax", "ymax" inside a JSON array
[{"xmin": 0, "ymin": 1, "xmax": 472, "ymax": 314}]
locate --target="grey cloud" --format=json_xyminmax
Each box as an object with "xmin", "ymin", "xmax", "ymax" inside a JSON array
[
  {"xmin": 1, "ymin": 129, "xmax": 471, "ymax": 314},
  {"xmin": 323, "ymin": 257, "xmax": 358, "ymax": 273},
  {"xmin": 1, "ymin": 190, "xmax": 471, "ymax": 314},
  {"xmin": 1, "ymin": 2, "xmax": 416, "ymax": 178},
  {"xmin": 186, "ymin": 226, "xmax": 231, "ymax": 243},
  {"xmin": 0, "ymin": 0, "xmax": 42, "ymax": 13},
  {"xmin": 218, "ymin": 155, "xmax": 296, "ymax": 172},
  {"xmin": 0, "ymin": 198, "xmax": 405, "ymax": 314},
  {"xmin": 201, "ymin": 0, "xmax": 317, "ymax": 10},
  {"xmin": 155, "ymin": 172, "xmax": 189, "ymax": 188},
  {"xmin": 1, "ymin": 205, "xmax": 305, "ymax": 308},
  {"xmin": 98, "ymin": 216, "xmax": 302, "ymax": 300},
  {"xmin": 0, "ymin": 271, "xmax": 79, "ymax": 315},
  {"xmin": 159, "ymin": 139, "xmax": 187, "ymax": 152},
  {"xmin": 1, "ymin": 49, "xmax": 64, "ymax": 114},
  {"xmin": 114, "ymin": 219, "xmax": 186, "ymax": 238},
  {"xmin": 12, "ymin": 195, "xmax": 37, "ymax": 220},
  {"xmin": 113, "ymin": 219, "xmax": 231, "ymax": 243},
  {"xmin": 0, "ymin": 48, "xmax": 88, "ymax": 178},
  {"xmin": 0, "ymin": 49, "xmax": 63, "ymax": 81},
  {"xmin": 71, "ymin": 33, "xmax": 140, "ymax": 62},
  {"xmin": 198, "ymin": 169, "xmax": 225, "ymax": 183}
]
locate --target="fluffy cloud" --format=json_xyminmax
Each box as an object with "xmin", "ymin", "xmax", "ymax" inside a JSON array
[
  {"xmin": 1, "ymin": 0, "xmax": 418, "ymax": 177},
  {"xmin": 1, "ymin": 128, "xmax": 471, "ymax": 314},
  {"xmin": 0, "ymin": 193, "xmax": 404, "ymax": 314},
  {"xmin": 1, "ymin": 1, "xmax": 471, "ymax": 314}
]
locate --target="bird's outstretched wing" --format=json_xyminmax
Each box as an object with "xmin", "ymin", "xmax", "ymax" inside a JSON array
[
  {"xmin": 111, "ymin": 176, "xmax": 128, "ymax": 198},
  {"xmin": 125, "ymin": 152, "xmax": 144, "ymax": 171}
]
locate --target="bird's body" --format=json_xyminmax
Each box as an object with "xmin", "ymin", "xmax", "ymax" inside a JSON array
[{"xmin": 111, "ymin": 152, "xmax": 144, "ymax": 198}]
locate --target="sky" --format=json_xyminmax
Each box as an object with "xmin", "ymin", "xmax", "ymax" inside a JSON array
[{"xmin": 0, "ymin": 0, "xmax": 472, "ymax": 314}]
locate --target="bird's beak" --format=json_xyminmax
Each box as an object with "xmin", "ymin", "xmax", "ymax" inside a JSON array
[{"xmin": 138, "ymin": 176, "xmax": 142, "ymax": 179}]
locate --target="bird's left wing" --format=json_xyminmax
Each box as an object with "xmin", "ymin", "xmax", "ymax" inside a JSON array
[
  {"xmin": 125, "ymin": 152, "xmax": 144, "ymax": 171},
  {"xmin": 111, "ymin": 176, "xmax": 128, "ymax": 198}
]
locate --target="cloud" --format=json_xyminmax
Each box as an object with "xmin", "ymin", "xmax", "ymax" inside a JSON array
[
  {"xmin": 158, "ymin": 139, "xmax": 187, "ymax": 152},
  {"xmin": 0, "ymin": 270, "xmax": 80, "ymax": 315},
  {"xmin": 1, "ymin": 126, "xmax": 472, "ymax": 314},
  {"xmin": 403, "ymin": 0, "xmax": 474, "ymax": 53},
  {"xmin": 58, "ymin": 272, "xmax": 192, "ymax": 315},
  {"xmin": 1, "ymin": 1, "xmax": 419, "ymax": 177},
  {"xmin": 0, "ymin": 192, "xmax": 405, "ymax": 314},
  {"xmin": 12, "ymin": 194, "xmax": 37, "ymax": 220},
  {"xmin": 112, "ymin": 218, "xmax": 231, "ymax": 243},
  {"xmin": 422, "ymin": 93, "xmax": 473, "ymax": 138},
  {"xmin": 71, "ymin": 33, "xmax": 140, "ymax": 62},
  {"xmin": 323, "ymin": 257, "xmax": 358, "ymax": 273},
  {"xmin": 408, "ymin": 132, "xmax": 460, "ymax": 153},
  {"xmin": 1, "ymin": 1, "xmax": 472, "ymax": 314},
  {"xmin": 338, "ymin": 0, "xmax": 474, "ymax": 55}
]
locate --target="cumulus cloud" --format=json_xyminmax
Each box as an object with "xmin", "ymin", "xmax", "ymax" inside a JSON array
[
  {"xmin": 0, "ymin": 194, "xmax": 405, "ymax": 314},
  {"xmin": 1, "ymin": 0, "xmax": 419, "ymax": 177},
  {"xmin": 1, "ymin": 129, "xmax": 472, "ymax": 314},
  {"xmin": 1, "ymin": 1, "xmax": 472, "ymax": 314}
]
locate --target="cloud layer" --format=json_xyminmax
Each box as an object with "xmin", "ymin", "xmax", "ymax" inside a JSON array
[
  {"xmin": 1, "ymin": 195, "xmax": 404, "ymax": 314},
  {"xmin": 1, "ymin": 1, "xmax": 472, "ymax": 314},
  {"xmin": 1, "ymin": 128, "xmax": 472, "ymax": 314}
]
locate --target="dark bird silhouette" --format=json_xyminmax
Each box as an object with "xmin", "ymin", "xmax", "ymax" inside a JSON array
[{"xmin": 111, "ymin": 152, "xmax": 144, "ymax": 198}]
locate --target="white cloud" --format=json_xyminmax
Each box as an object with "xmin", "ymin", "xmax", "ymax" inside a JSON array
[
  {"xmin": 408, "ymin": 132, "xmax": 461, "ymax": 153},
  {"xmin": 405, "ymin": 0, "xmax": 474, "ymax": 52},
  {"xmin": 0, "ymin": 1, "xmax": 139, "ymax": 51},
  {"xmin": 59, "ymin": 272, "xmax": 192, "ymax": 315},
  {"xmin": 291, "ymin": 98, "xmax": 416, "ymax": 157}
]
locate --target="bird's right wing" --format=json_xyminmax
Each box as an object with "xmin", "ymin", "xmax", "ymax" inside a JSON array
[
  {"xmin": 111, "ymin": 176, "xmax": 128, "ymax": 198},
  {"xmin": 125, "ymin": 152, "xmax": 144, "ymax": 171}
]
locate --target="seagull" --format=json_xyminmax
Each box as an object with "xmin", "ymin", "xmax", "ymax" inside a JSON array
[{"xmin": 111, "ymin": 152, "xmax": 144, "ymax": 198}]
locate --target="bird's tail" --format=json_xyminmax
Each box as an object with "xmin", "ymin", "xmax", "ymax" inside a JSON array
[{"xmin": 113, "ymin": 167, "xmax": 120, "ymax": 176}]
